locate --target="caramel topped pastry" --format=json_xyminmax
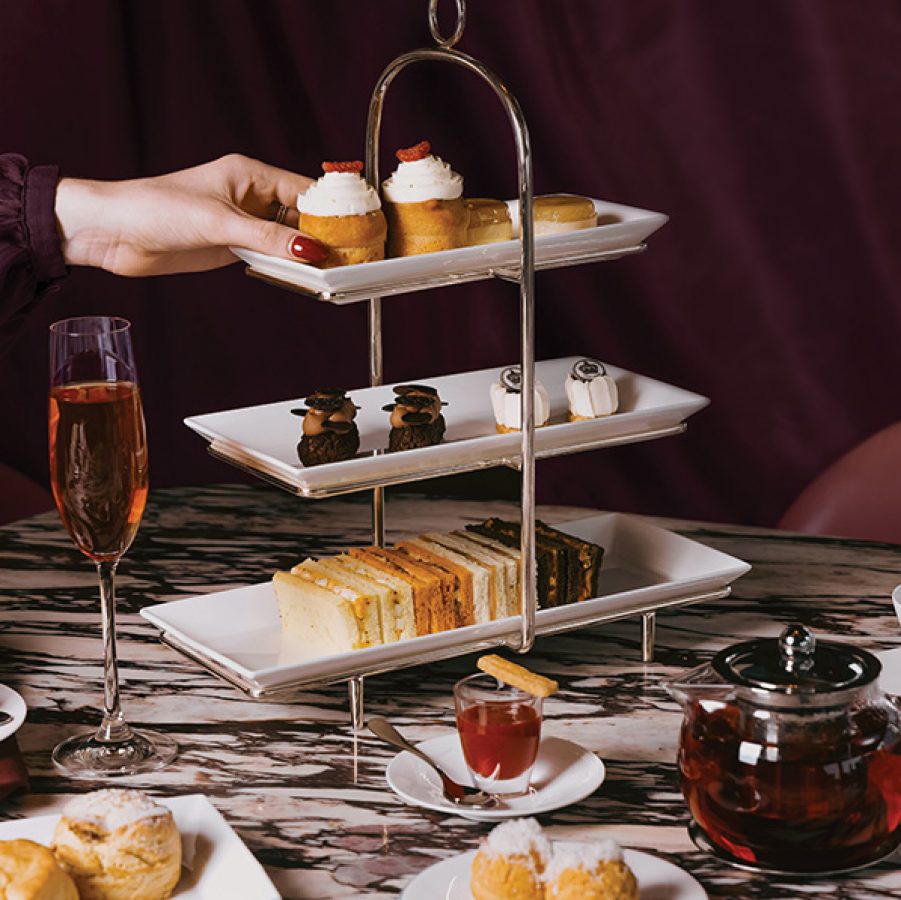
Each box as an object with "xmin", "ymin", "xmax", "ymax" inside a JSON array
[
  {"xmin": 533, "ymin": 194, "xmax": 597, "ymax": 235},
  {"xmin": 382, "ymin": 384, "xmax": 447, "ymax": 451},
  {"xmin": 465, "ymin": 198, "xmax": 513, "ymax": 245},
  {"xmin": 292, "ymin": 389, "xmax": 360, "ymax": 466}
]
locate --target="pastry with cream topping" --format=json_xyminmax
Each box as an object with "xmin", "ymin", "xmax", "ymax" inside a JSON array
[
  {"xmin": 0, "ymin": 839, "xmax": 78, "ymax": 900},
  {"xmin": 50, "ymin": 789, "xmax": 181, "ymax": 900},
  {"xmin": 382, "ymin": 141, "xmax": 467, "ymax": 256},
  {"xmin": 465, "ymin": 198, "xmax": 513, "ymax": 245},
  {"xmin": 565, "ymin": 358, "xmax": 618, "ymax": 421},
  {"xmin": 470, "ymin": 818, "xmax": 550, "ymax": 900},
  {"xmin": 490, "ymin": 366, "xmax": 551, "ymax": 433},
  {"xmin": 292, "ymin": 389, "xmax": 360, "ymax": 466},
  {"xmin": 383, "ymin": 383, "xmax": 447, "ymax": 451},
  {"xmin": 533, "ymin": 194, "xmax": 597, "ymax": 235},
  {"xmin": 296, "ymin": 161, "xmax": 387, "ymax": 267},
  {"xmin": 543, "ymin": 839, "xmax": 638, "ymax": 900}
]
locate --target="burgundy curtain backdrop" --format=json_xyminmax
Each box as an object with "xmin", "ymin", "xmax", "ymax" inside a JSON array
[{"xmin": 2, "ymin": 0, "xmax": 900, "ymax": 527}]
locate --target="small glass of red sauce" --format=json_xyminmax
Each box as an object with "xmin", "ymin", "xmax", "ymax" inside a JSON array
[{"xmin": 454, "ymin": 673, "xmax": 543, "ymax": 795}]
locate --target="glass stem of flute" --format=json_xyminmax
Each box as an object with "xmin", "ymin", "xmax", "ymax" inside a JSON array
[{"xmin": 96, "ymin": 559, "xmax": 131, "ymax": 744}]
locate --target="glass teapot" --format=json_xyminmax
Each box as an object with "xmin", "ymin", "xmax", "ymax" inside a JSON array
[{"xmin": 666, "ymin": 624, "xmax": 901, "ymax": 873}]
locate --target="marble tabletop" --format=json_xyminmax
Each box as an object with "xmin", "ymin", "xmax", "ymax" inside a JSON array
[{"xmin": 1, "ymin": 483, "xmax": 901, "ymax": 899}]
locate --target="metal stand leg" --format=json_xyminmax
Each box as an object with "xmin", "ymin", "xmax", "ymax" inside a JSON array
[
  {"xmin": 349, "ymin": 675, "xmax": 365, "ymax": 731},
  {"xmin": 641, "ymin": 612, "xmax": 656, "ymax": 663},
  {"xmin": 349, "ymin": 675, "xmax": 365, "ymax": 783}
]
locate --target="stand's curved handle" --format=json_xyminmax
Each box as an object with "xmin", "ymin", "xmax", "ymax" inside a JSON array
[{"xmin": 363, "ymin": 3, "xmax": 537, "ymax": 654}]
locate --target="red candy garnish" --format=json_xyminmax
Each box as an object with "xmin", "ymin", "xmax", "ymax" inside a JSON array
[
  {"xmin": 396, "ymin": 141, "xmax": 431, "ymax": 163},
  {"xmin": 322, "ymin": 160, "xmax": 364, "ymax": 173}
]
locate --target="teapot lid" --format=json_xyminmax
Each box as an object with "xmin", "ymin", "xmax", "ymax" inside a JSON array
[{"xmin": 712, "ymin": 624, "xmax": 880, "ymax": 707}]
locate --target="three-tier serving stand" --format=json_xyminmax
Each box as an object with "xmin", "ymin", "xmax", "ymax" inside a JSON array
[{"xmin": 166, "ymin": 0, "xmax": 733, "ymax": 729}]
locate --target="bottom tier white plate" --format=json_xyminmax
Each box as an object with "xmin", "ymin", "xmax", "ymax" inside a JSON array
[
  {"xmin": 141, "ymin": 512, "xmax": 750, "ymax": 694},
  {"xmin": 0, "ymin": 794, "xmax": 278, "ymax": 899},
  {"xmin": 402, "ymin": 846, "xmax": 708, "ymax": 899}
]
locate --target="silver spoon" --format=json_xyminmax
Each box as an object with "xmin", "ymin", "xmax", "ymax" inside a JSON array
[{"xmin": 368, "ymin": 717, "xmax": 498, "ymax": 809}]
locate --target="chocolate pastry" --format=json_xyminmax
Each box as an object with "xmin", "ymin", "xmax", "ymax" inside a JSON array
[
  {"xmin": 292, "ymin": 389, "xmax": 360, "ymax": 466},
  {"xmin": 383, "ymin": 384, "xmax": 447, "ymax": 451}
]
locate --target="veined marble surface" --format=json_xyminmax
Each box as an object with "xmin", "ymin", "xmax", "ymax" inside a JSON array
[{"xmin": 1, "ymin": 484, "xmax": 901, "ymax": 898}]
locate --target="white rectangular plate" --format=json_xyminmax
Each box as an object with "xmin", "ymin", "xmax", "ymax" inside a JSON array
[
  {"xmin": 185, "ymin": 357, "xmax": 709, "ymax": 497},
  {"xmin": 141, "ymin": 513, "xmax": 750, "ymax": 692},
  {"xmin": 232, "ymin": 198, "xmax": 667, "ymax": 301},
  {"xmin": 0, "ymin": 795, "xmax": 278, "ymax": 900}
]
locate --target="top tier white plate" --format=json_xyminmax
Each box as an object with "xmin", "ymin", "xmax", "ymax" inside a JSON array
[
  {"xmin": 184, "ymin": 357, "xmax": 709, "ymax": 498},
  {"xmin": 233, "ymin": 198, "xmax": 667, "ymax": 303}
]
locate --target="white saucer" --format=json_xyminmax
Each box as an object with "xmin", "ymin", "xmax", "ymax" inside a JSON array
[
  {"xmin": 385, "ymin": 734, "xmax": 605, "ymax": 822},
  {"xmin": 0, "ymin": 684, "xmax": 26, "ymax": 743},
  {"xmin": 402, "ymin": 845, "xmax": 708, "ymax": 899},
  {"xmin": 877, "ymin": 647, "xmax": 901, "ymax": 696}
]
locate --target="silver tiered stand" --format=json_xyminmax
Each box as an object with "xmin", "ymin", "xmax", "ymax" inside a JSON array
[{"xmin": 172, "ymin": 0, "xmax": 732, "ymax": 728}]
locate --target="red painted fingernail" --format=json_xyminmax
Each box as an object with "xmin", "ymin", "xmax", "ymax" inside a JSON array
[{"xmin": 289, "ymin": 235, "xmax": 329, "ymax": 263}]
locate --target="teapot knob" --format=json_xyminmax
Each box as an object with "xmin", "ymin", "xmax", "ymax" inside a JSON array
[{"xmin": 779, "ymin": 623, "xmax": 815, "ymax": 672}]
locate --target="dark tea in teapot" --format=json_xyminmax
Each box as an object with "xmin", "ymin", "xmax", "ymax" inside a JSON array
[{"xmin": 679, "ymin": 696, "xmax": 901, "ymax": 871}]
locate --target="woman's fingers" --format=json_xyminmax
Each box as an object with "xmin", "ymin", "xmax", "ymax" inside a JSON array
[{"xmin": 226, "ymin": 211, "xmax": 329, "ymax": 264}]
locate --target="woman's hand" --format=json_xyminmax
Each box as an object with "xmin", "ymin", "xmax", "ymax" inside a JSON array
[{"xmin": 54, "ymin": 154, "xmax": 328, "ymax": 275}]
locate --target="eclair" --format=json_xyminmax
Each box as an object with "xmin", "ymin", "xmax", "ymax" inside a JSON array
[
  {"xmin": 383, "ymin": 384, "xmax": 447, "ymax": 451},
  {"xmin": 292, "ymin": 389, "xmax": 361, "ymax": 466}
]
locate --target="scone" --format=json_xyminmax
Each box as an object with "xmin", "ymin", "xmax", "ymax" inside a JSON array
[
  {"xmin": 465, "ymin": 198, "xmax": 513, "ymax": 245},
  {"xmin": 51, "ymin": 789, "xmax": 181, "ymax": 900},
  {"xmin": 565, "ymin": 358, "xmax": 618, "ymax": 420},
  {"xmin": 0, "ymin": 839, "xmax": 78, "ymax": 900},
  {"xmin": 490, "ymin": 366, "xmax": 550, "ymax": 433},
  {"xmin": 533, "ymin": 195, "xmax": 597, "ymax": 235},
  {"xmin": 292, "ymin": 388, "xmax": 361, "ymax": 466},
  {"xmin": 383, "ymin": 384, "xmax": 447, "ymax": 451},
  {"xmin": 297, "ymin": 160, "xmax": 387, "ymax": 267},
  {"xmin": 382, "ymin": 141, "xmax": 467, "ymax": 256},
  {"xmin": 470, "ymin": 818, "xmax": 549, "ymax": 900},
  {"xmin": 543, "ymin": 840, "xmax": 638, "ymax": 900}
]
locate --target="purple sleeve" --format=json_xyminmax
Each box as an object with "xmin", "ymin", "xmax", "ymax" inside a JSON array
[{"xmin": 0, "ymin": 154, "xmax": 67, "ymax": 354}]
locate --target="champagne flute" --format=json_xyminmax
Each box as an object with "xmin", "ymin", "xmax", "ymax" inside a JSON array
[{"xmin": 48, "ymin": 316, "xmax": 176, "ymax": 775}]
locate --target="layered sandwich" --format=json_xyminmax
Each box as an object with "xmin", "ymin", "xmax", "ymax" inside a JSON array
[{"xmin": 272, "ymin": 519, "xmax": 604, "ymax": 654}]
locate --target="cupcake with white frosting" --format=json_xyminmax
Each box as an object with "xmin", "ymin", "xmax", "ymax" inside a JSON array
[
  {"xmin": 490, "ymin": 366, "xmax": 551, "ymax": 433},
  {"xmin": 470, "ymin": 818, "xmax": 549, "ymax": 900},
  {"xmin": 297, "ymin": 161, "xmax": 387, "ymax": 267},
  {"xmin": 382, "ymin": 140, "xmax": 467, "ymax": 256},
  {"xmin": 543, "ymin": 839, "xmax": 638, "ymax": 900},
  {"xmin": 565, "ymin": 358, "xmax": 618, "ymax": 421}
]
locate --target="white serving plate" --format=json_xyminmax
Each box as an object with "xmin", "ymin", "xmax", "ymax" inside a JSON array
[
  {"xmin": 184, "ymin": 357, "xmax": 708, "ymax": 498},
  {"xmin": 233, "ymin": 198, "xmax": 667, "ymax": 302},
  {"xmin": 141, "ymin": 513, "xmax": 750, "ymax": 694},
  {"xmin": 0, "ymin": 794, "xmax": 278, "ymax": 899},
  {"xmin": 0, "ymin": 683, "xmax": 27, "ymax": 743},
  {"xmin": 402, "ymin": 845, "xmax": 707, "ymax": 899}
]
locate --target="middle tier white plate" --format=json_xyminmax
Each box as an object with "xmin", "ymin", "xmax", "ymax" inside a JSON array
[
  {"xmin": 141, "ymin": 512, "xmax": 750, "ymax": 694},
  {"xmin": 184, "ymin": 357, "xmax": 709, "ymax": 498}
]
